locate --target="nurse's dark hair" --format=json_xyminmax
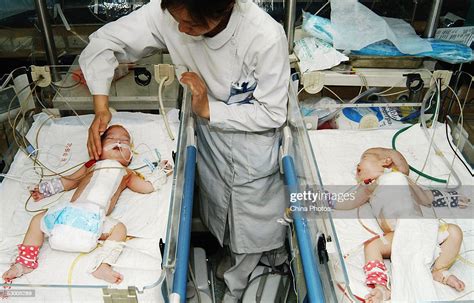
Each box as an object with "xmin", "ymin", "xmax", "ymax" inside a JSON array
[{"xmin": 161, "ymin": 0, "xmax": 235, "ymax": 25}]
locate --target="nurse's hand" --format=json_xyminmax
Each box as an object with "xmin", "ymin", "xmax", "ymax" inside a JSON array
[
  {"xmin": 88, "ymin": 96, "xmax": 112, "ymax": 159},
  {"xmin": 180, "ymin": 72, "xmax": 210, "ymax": 119}
]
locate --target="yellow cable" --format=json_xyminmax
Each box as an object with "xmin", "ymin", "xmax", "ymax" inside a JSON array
[
  {"xmin": 456, "ymin": 254, "xmax": 474, "ymax": 268},
  {"xmin": 67, "ymin": 251, "xmax": 91, "ymax": 285},
  {"xmin": 67, "ymin": 241, "xmax": 107, "ymax": 285}
]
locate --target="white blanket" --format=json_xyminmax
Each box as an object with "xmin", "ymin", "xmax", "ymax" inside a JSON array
[
  {"xmin": 391, "ymin": 219, "xmax": 439, "ymax": 302},
  {"xmin": 372, "ymin": 172, "xmax": 440, "ymax": 301}
]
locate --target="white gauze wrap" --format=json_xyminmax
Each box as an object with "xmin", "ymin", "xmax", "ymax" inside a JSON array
[
  {"xmin": 89, "ymin": 240, "xmax": 125, "ymax": 273},
  {"xmin": 146, "ymin": 167, "xmax": 168, "ymax": 191}
]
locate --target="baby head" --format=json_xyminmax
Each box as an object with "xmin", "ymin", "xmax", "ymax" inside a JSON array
[
  {"xmin": 100, "ymin": 125, "xmax": 133, "ymax": 166},
  {"xmin": 356, "ymin": 148, "xmax": 409, "ymax": 183}
]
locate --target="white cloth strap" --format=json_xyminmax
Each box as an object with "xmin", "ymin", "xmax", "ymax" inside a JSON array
[
  {"xmin": 146, "ymin": 167, "xmax": 168, "ymax": 192},
  {"xmin": 89, "ymin": 240, "xmax": 125, "ymax": 273}
]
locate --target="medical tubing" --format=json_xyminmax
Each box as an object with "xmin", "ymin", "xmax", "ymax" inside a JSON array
[
  {"xmin": 282, "ymin": 155, "xmax": 325, "ymax": 303},
  {"xmin": 445, "ymin": 85, "xmax": 466, "ymax": 184},
  {"xmin": 171, "ymin": 145, "xmax": 196, "ymax": 302},
  {"xmin": 159, "ymin": 77, "xmax": 175, "ymax": 140},
  {"xmin": 8, "ymin": 81, "xmax": 39, "ymax": 150},
  {"xmin": 392, "ymin": 125, "xmax": 447, "ymax": 184},
  {"xmin": 417, "ymin": 80, "xmax": 441, "ymax": 182},
  {"xmin": 49, "ymin": 84, "xmax": 87, "ymax": 127},
  {"xmin": 392, "ymin": 81, "xmax": 459, "ymax": 185},
  {"xmin": 419, "ymin": 81, "xmax": 461, "ymax": 187},
  {"xmin": 445, "ymin": 119, "xmax": 473, "ymax": 176},
  {"xmin": 12, "ymin": 100, "xmax": 76, "ymax": 211}
]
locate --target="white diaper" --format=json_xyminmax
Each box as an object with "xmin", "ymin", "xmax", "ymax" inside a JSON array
[{"xmin": 41, "ymin": 200, "xmax": 108, "ymax": 253}]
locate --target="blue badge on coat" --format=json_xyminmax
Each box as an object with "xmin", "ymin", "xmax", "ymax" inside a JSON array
[{"xmin": 228, "ymin": 81, "xmax": 257, "ymax": 105}]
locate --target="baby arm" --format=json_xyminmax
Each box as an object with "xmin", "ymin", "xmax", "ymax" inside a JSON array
[
  {"xmin": 407, "ymin": 178, "xmax": 433, "ymax": 207},
  {"xmin": 127, "ymin": 161, "xmax": 173, "ymax": 194},
  {"xmin": 126, "ymin": 172, "xmax": 155, "ymax": 194},
  {"xmin": 333, "ymin": 183, "xmax": 373, "ymax": 210},
  {"xmin": 407, "ymin": 179, "xmax": 470, "ymax": 208},
  {"xmin": 30, "ymin": 165, "xmax": 88, "ymax": 201}
]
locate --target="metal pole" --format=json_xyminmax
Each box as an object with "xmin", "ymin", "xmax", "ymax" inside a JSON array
[
  {"xmin": 34, "ymin": 0, "xmax": 60, "ymax": 82},
  {"xmin": 284, "ymin": 0, "xmax": 297, "ymax": 53},
  {"xmin": 423, "ymin": 0, "xmax": 443, "ymax": 38},
  {"xmin": 410, "ymin": 0, "xmax": 418, "ymax": 26}
]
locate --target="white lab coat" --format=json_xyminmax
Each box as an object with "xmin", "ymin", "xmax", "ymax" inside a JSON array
[{"xmin": 79, "ymin": 0, "xmax": 290, "ymax": 254}]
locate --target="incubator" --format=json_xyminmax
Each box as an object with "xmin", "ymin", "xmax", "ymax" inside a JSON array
[
  {"xmin": 0, "ymin": 63, "xmax": 181, "ymax": 302},
  {"xmin": 297, "ymin": 66, "xmax": 474, "ymax": 302}
]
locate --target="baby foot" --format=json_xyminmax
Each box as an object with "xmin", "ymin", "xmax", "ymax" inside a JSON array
[
  {"xmin": 431, "ymin": 190, "xmax": 470, "ymax": 208},
  {"xmin": 446, "ymin": 275, "xmax": 465, "ymax": 291},
  {"xmin": 433, "ymin": 271, "xmax": 465, "ymax": 291},
  {"xmin": 2, "ymin": 263, "xmax": 34, "ymax": 281},
  {"xmin": 92, "ymin": 263, "xmax": 123, "ymax": 284},
  {"xmin": 365, "ymin": 285, "xmax": 391, "ymax": 303},
  {"xmin": 458, "ymin": 194, "xmax": 470, "ymax": 209}
]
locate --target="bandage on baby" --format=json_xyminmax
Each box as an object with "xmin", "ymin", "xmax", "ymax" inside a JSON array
[
  {"xmin": 364, "ymin": 260, "xmax": 389, "ymax": 288},
  {"xmin": 38, "ymin": 178, "xmax": 64, "ymax": 198},
  {"xmin": 146, "ymin": 163, "xmax": 172, "ymax": 191},
  {"xmin": 431, "ymin": 189, "xmax": 461, "ymax": 208},
  {"xmin": 15, "ymin": 244, "xmax": 40, "ymax": 270},
  {"xmin": 89, "ymin": 240, "xmax": 125, "ymax": 273}
]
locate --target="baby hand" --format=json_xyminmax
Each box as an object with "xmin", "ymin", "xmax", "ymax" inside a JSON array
[
  {"xmin": 459, "ymin": 195, "xmax": 471, "ymax": 209},
  {"xmin": 159, "ymin": 160, "xmax": 174, "ymax": 176},
  {"xmin": 29, "ymin": 186, "xmax": 45, "ymax": 202}
]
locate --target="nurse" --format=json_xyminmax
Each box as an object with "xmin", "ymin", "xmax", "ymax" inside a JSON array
[{"xmin": 79, "ymin": 0, "xmax": 290, "ymax": 301}]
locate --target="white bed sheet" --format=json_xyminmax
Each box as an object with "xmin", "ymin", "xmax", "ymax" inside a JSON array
[
  {"xmin": 0, "ymin": 112, "xmax": 180, "ymax": 302},
  {"xmin": 309, "ymin": 125, "xmax": 474, "ymax": 301}
]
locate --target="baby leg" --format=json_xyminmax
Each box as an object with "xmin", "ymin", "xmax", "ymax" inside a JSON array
[
  {"xmin": 364, "ymin": 233, "xmax": 393, "ymax": 303},
  {"xmin": 91, "ymin": 220, "xmax": 126, "ymax": 284},
  {"xmin": 432, "ymin": 224, "xmax": 465, "ymax": 291},
  {"xmin": 2, "ymin": 212, "xmax": 46, "ymax": 281}
]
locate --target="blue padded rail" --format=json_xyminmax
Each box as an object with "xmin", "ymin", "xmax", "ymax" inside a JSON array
[
  {"xmin": 282, "ymin": 155, "xmax": 325, "ymax": 303},
  {"xmin": 171, "ymin": 145, "xmax": 197, "ymax": 302}
]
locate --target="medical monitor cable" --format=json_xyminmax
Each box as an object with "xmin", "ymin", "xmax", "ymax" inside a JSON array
[
  {"xmin": 445, "ymin": 119, "xmax": 473, "ymax": 177},
  {"xmin": 4, "ymin": 78, "xmax": 166, "ymax": 211},
  {"xmin": 419, "ymin": 81, "xmax": 462, "ymax": 188},
  {"xmin": 444, "ymin": 85, "xmax": 465, "ymax": 185},
  {"xmin": 158, "ymin": 77, "xmax": 175, "ymax": 140},
  {"xmin": 444, "ymin": 86, "xmax": 470, "ymax": 176},
  {"xmin": 391, "ymin": 82, "xmax": 461, "ymax": 186},
  {"xmin": 417, "ymin": 79, "xmax": 441, "ymax": 183},
  {"xmin": 48, "ymin": 84, "xmax": 87, "ymax": 127}
]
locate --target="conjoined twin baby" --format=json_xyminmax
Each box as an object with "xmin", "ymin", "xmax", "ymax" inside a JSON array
[
  {"xmin": 2, "ymin": 125, "xmax": 172, "ymax": 284},
  {"xmin": 333, "ymin": 147, "xmax": 469, "ymax": 303}
]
